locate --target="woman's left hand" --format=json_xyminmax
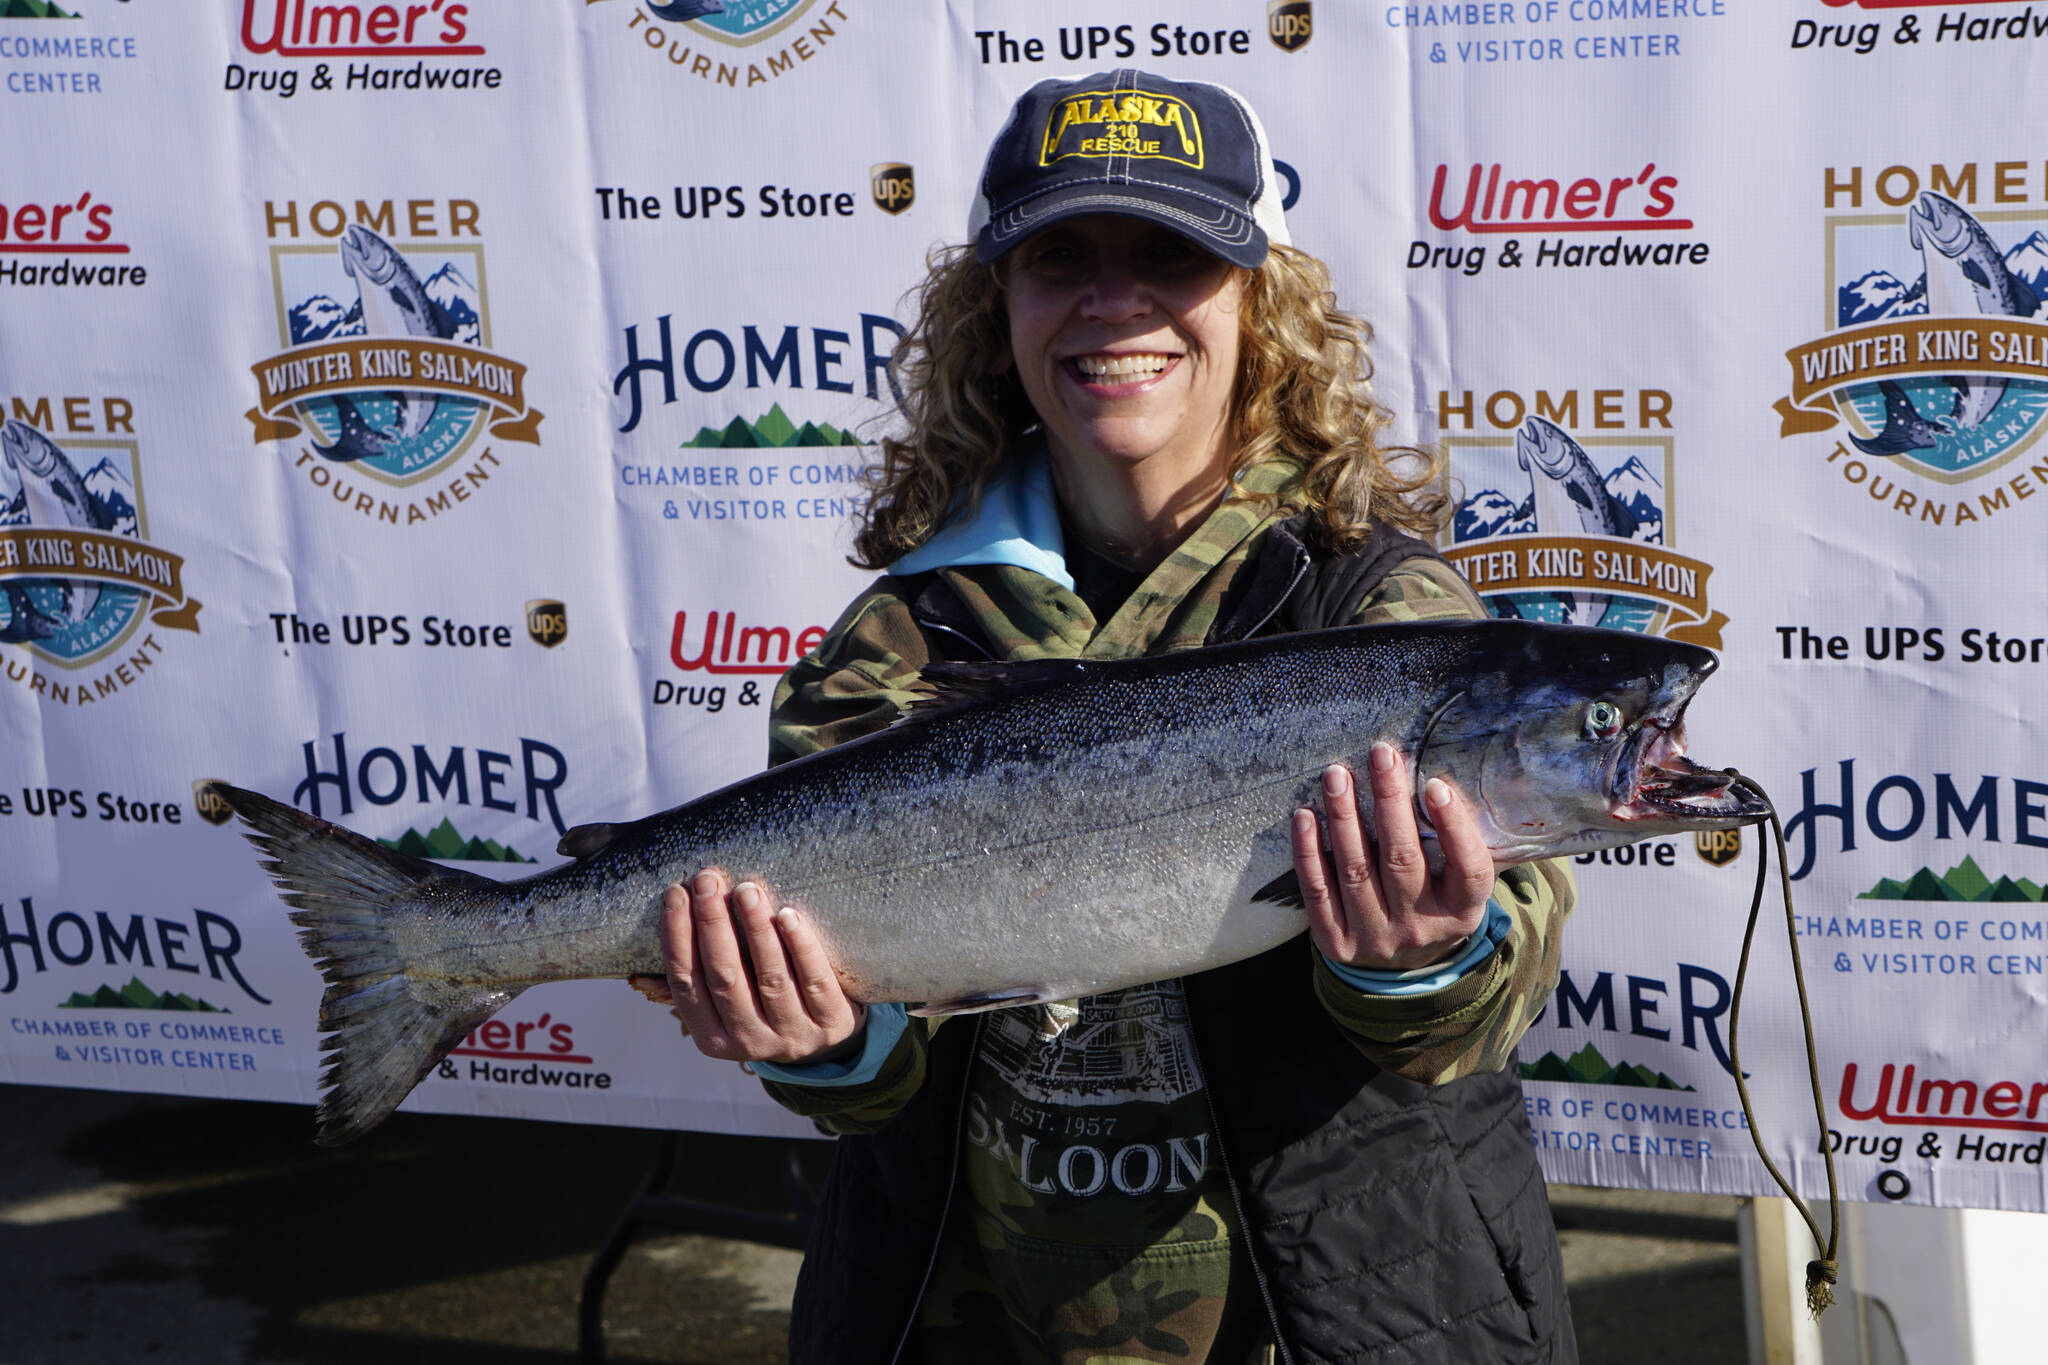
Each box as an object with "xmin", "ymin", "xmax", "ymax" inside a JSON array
[{"xmin": 1292, "ymin": 741, "xmax": 1497, "ymax": 972}]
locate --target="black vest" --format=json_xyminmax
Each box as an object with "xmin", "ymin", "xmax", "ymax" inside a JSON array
[{"xmin": 787, "ymin": 520, "xmax": 1577, "ymax": 1365}]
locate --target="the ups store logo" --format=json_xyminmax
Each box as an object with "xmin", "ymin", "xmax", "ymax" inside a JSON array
[
  {"xmin": 193, "ymin": 779, "xmax": 235, "ymax": 827},
  {"xmin": 871, "ymin": 163, "xmax": 914, "ymax": 216},
  {"xmin": 1695, "ymin": 829, "xmax": 1742, "ymax": 868},
  {"xmin": 526, "ymin": 599, "xmax": 568, "ymax": 649},
  {"xmin": 1268, "ymin": 1, "xmax": 1312, "ymax": 51}
]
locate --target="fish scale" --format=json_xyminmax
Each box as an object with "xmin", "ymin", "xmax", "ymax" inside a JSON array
[{"xmin": 217, "ymin": 618, "xmax": 1766, "ymax": 1144}]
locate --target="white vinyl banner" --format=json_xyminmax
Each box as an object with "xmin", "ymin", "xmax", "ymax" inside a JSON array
[{"xmin": 3, "ymin": 0, "xmax": 2046, "ymax": 1214}]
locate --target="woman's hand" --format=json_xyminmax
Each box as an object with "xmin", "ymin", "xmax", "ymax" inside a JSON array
[
  {"xmin": 1292, "ymin": 742, "xmax": 1497, "ymax": 972},
  {"xmin": 626, "ymin": 870, "xmax": 867, "ymax": 1066}
]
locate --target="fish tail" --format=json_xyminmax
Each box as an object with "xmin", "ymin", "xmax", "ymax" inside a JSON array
[{"xmin": 216, "ymin": 783, "xmax": 516, "ymax": 1146}]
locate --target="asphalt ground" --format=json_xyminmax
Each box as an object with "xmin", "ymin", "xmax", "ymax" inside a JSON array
[{"xmin": 0, "ymin": 1082, "xmax": 1748, "ymax": 1364}]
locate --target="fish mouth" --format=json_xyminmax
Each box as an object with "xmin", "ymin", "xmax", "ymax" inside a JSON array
[
  {"xmin": 340, "ymin": 225, "xmax": 400, "ymax": 284},
  {"xmin": 1, "ymin": 420, "xmax": 54, "ymax": 476},
  {"xmin": 1614, "ymin": 718, "xmax": 1767, "ymax": 824},
  {"xmin": 1516, "ymin": 417, "xmax": 1575, "ymax": 479},
  {"xmin": 1909, "ymin": 193, "xmax": 1971, "ymax": 258}
]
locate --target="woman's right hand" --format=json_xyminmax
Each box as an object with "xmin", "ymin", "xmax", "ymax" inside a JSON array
[{"xmin": 630, "ymin": 870, "xmax": 868, "ymax": 1067}]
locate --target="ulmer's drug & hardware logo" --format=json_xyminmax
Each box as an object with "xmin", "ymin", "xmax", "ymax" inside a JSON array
[
  {"xmin": 248, "ymin": 199, "xmax": 543, "ymax": 527},
  {"xmin": 1434, "ymin": 388, "xmax": 1724, "ymax": 647},
  {"xmin": 0, "ymin": 401, "xmax": 201, "ymax": 704},
  {"xmin": 1779, "ymin": 161, "xmax": 2048, "ymax": 526}
]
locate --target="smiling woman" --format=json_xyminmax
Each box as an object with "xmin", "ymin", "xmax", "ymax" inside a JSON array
[{"xmin": 636, "ymin": 67, "xmax": 1581, "ymax": 1365}]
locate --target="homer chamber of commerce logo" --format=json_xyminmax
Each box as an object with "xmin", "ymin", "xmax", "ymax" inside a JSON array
[
  {"xmin": 1434, "ymin": 387, "xmax": 1725, "ymax": 647},
  {"xmin": 0, "ymin": 400, "xmax": 201, "ymax": 703},
  {"xmin": 1778, "ymin": 161, "xmax": 2048, "ymax": 525},
  {"xmin": 2, "ymin": 895, "xmax": 286, "ymax": 1079},
  {"xmin": 0, "ymin": 1, "xmax": 141, "ymax": 97},
  {"xmin": 228, "ymin": 0, "xmax": 500, "ymax": 98},
  {"xmin": 1517, "ymin": 958, "xmax": 1747, "ymax": 1162},
  {"xmin": 249, "ymin": 199, "xmax": 542, "ymax": 528},
  {"xmin": 587, "ymin": 0, "xmax": 853, "ymax": 90}
]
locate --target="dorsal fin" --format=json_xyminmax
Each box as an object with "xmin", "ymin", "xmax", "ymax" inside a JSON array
[
  {"xmin": 897, "ymin": 658, "xmax": 1093, "ymax": 726},
  {"xmin": 557, "ymin": 822, "xmax": 621, "ymax": 859}
]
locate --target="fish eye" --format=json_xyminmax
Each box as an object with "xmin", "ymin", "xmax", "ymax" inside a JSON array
[{"xmin": 1585, "ymin": 700, "xmax": 1624, "ymax": 740}]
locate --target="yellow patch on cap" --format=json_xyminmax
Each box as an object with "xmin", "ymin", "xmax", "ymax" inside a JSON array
[{"xmin": 1039, "ymin": 90, "xmax": 1204, "ymax": 169}]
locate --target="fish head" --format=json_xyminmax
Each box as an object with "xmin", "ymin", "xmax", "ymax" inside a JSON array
[
  {"xmin": 339, "ymin": 224, "xmax": 403, "ymax": 286},
  {"xmin": 1515, "ymin": 416, "xmax": 1578, "ymax": 480},
  {"xmin": 1416, "ymin": 624, "xmax": 1766, "ymax": 863},
  {"xmin": 1908, "ymin": 192, "xmax": 1979, "ymax": 261},
  {"xmin": 1, "ymin": 419, "xmax": 60, "ymax": 479}
]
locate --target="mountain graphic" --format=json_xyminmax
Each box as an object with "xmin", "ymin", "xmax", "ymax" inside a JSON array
[
  {"xmin": 2, "ymin": 1, "xmax": 79, "ymax": 15},
  {"xmin": 2005, "ymin": 230, "xmax": 2048, "ymax": 305},
  {"xmin": 60, "ymin": 977, "xmax": 227, "ymax": 1012},
  {"xmin": 1454, "ymin": 487, "xmax": 1531, "ymax": 541},
  {"xmin": 1603, "ymin": 456, "xmax": 1663, "ymax": 545},
  {"xmin": 1838, "ymin": 269, "xmax": 1928, "ymax": 327},
  {"xmin": 378, "ymin": 818, "xmax": 534, "ymax": 863},
  {"xmin": 0, "ymin": 456, "xmax": 134, "ymax": 534},
  {"xmin": 1861, "ymin": 855, "xmax": 2043, "ymax": 902},
  {"xmin": 1520, "ymin": 1041, "xmax": 1692, "ymax": 1090},
  {"xmin": 289, "ymin": 295, "xmax": 362, "ymax": 345},
  {"xmin": 81, "ymin": 457, "xmax": 137, "ymax": 535},
  {"xmin": 423, "ymin": 263, "xmax": 482, "ymax": 344},
  {"xmin": 684, "ymin": 404, "xmax": 868, "ymax": 450},
  {"xmin": 1458, "ymin": 457, "xmax": 1662, "ymax": 547}
]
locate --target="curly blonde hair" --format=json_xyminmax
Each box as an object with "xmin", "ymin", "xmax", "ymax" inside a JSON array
[{"xmin": 850, "ymin": 241, "xmax": 1445, "ymax": 569}]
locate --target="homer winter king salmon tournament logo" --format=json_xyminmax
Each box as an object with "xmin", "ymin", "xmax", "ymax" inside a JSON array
[
  {"xmin": 1777, "ymin": 161, "xmax": 2048, "ymax": 526},
  {"xmin": 1433, "ymin": 387, "xmax": 1725, "ymax": 649},
  {"xmin": 0, "ymin": 402, "xmax": 201, "ymax": 704},
  {"xmin": 249, "ymin": 199, "xmax": 542, "ymax": 526}
]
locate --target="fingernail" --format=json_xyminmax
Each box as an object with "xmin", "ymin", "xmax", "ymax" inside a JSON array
[
  {"xmin": 693, "ymin": 870, "xmax": 720, "ymax": 896},
  {"xmin": 735, "ymin": 881, "xmax": 761, "ymax": 910},
  {"xmin": 1425, "ymin": 777, "xmax": 1452, "ymax": 807},
  {"xmin": 775, "ymin": 905, "xmax": 798, "ymax": 927},
  {"xmin": 1371, "ymin": 743, "xmax": 1396, "ymax": 773},
  {"xmin": 1323, "ymin": 765, "xmax": 1346, "ymax": 795}
]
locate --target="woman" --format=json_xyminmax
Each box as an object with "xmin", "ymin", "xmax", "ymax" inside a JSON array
[{"xmin": 639, "ymin": 70, "xmax": 1578, "ymax": 1365}]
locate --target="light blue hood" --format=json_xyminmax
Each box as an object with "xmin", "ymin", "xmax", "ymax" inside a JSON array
[{"xmin": 887, "ymin": 451, "xmax": 1075, "ymax": 590}]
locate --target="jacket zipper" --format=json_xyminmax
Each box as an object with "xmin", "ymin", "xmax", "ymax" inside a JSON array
[
  {"xmin": 1231, "ymin": 549, "xmax": 1311, "ymax": 644},
  {"xmin": 1185, "ymin": 982, "xmax": 1297, "ymax": 1365},
  {"xmin": 917, "ymin": 617, "xmax": 995, "ymax": 662},
  {"xmin": 885, "ymin": 1013, "xmax": 983, "ymax": 1365}
]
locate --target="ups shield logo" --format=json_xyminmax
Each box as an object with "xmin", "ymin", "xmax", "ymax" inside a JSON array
[
  {"xmin": 192, "ymin": 779, "xmax": 235, "ymax": 827},
  {"xmin": 1268, "ymin": 1, "xmax": 1312, "ymax": 51},
  {"xmin": 526, "ymin": 600, "xmax": 568, "ymax": 648},
  {"xmin": 1695, "ymin": 829, "xmax": 1742, "ymax": 867},
  {"xmin": 871, "ymin": 163, "xmax": 914, "ymax": 215}
]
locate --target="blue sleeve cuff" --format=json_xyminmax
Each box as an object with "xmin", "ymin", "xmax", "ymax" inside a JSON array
[
  {"xmin": 751, "ymin": 1002, "xmax": 909, "ymax": 1087},
  {"xmin": 1321, "ymin": 899, "xmax": 1512, "ymax": 997}
]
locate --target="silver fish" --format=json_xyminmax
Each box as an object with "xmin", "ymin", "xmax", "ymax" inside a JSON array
[
  {"xmin": 1515, "ymin": 417, "xmax": 1639, "ymax": 627},
  {"xmin": 1858, "ymin": 192, "xmax": 2045, "ymax": 455},
  {"xmin": 217, "ymin": 619, "xmax": 1765, "ymax": 1145},
  {"xmin": 317, "ymin": 225, "xmax": 463, "ymax": 460},
  {"xmin": 1, "ymin": 418, "xmax": 101, "ymax": 628}
]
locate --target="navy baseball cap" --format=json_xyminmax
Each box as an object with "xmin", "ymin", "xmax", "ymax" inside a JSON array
[{"xmin": 968, "ymin": 69, "xmax": 1290, "ymax": 269}]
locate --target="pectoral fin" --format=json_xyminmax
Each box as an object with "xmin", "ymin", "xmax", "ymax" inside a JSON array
[{"xmin": 911, "ymin": 986, "xmax": 1058, "ymax": 1018}]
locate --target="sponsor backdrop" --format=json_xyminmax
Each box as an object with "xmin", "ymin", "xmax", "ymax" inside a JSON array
[{"xmin": 2, "ymin": 0, "xmax": 2045, "ymax": 1218}]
